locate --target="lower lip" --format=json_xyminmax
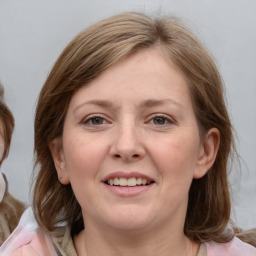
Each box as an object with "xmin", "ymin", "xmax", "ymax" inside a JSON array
[{"xmin": 103, "ymin": 183, "xmax": 154, "ymax": 197}]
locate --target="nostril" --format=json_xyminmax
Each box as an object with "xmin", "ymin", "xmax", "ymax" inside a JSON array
[{"xmin": 113, "ymin": 153, "xmax": 140, "ymax": 159}]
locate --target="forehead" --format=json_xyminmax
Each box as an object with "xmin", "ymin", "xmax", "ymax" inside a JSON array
[{"xmin": 69, "ymin": 48, "xmax": 191, "ymax": 105}]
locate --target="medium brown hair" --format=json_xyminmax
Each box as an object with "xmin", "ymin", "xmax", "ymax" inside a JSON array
[
  {"xmin": 0, "ymin": 82, "xmax": 15, "ymax": 165},
  {"xmin": 33, "ymin": 12, "xmax": 236, "ymax": 242}
]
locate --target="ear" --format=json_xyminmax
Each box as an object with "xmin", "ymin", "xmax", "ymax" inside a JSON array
[
  {"xmin": 49, "ymin": 138, "xmax": 70, "ymax": 185},
  {"xmin": 193, "ymin": 128, "xmax": 220, "ymax": 179}
]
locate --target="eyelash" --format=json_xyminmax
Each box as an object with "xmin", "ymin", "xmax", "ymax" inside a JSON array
[
  {"xmin": 148, "ymin": 115, "xmax": 175, "ymax": 126},
  {"xmin": 81, "ymin": 114, "xmax": 175, "ymax": 127},
  {"xmin": 82, "ymin": 115, "xmax": 108, "ymax": 126}
]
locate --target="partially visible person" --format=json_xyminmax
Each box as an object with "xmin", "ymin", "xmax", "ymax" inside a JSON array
[{"xmin": 0, "ymin": 82, "xmax": 26, "ymax": 245}]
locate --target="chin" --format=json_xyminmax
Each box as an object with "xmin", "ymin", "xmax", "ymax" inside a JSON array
[
  {"xmin": 109, "ymin": 219, "xmax": 152, "ymax": 233},
  {"xmin": 103, "ymin": 207, "xmax": 155, "ymax": 232}
]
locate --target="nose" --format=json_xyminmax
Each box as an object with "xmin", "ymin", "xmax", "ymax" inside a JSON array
[{"xmin": 110, "ymin": 123, "xmax": 145, "ymax": 162}]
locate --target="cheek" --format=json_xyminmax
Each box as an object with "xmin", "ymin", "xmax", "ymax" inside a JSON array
[
  {"xmin": 63, "ymin": 136, "xmax": 107, "ymax": 209},
  {"xmin": 63, "ymin": 134, "xmax": 109, "ymax": 179},
  {"xmin": 149, "ymin": 134, "xmax": 200, "ymax": 179}
]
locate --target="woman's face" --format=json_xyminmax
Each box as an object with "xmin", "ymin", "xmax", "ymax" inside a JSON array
[{"xmin": 51, "ymin": 49, "xmax": 216, "ymax": 233}]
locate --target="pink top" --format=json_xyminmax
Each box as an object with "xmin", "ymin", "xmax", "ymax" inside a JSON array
[
  {"xmin": 1, "ymin": 208, "xmax": 255, "ymax": 256},
  {"xmin": 205, "ymin": 237, "xmax": 256, "ymax": 256},
  {"xmin": 0, "ymin": 208, "xmax": 57, "ymax": 256}
]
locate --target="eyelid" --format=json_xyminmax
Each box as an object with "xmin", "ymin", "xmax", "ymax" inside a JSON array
[
  {"xmin": 147, "ymin": 113, "xmax": 176, "ymax": 125},
  {"xmin": 81, "ymin": 114, "xmax": 110, "ymax": 125}
]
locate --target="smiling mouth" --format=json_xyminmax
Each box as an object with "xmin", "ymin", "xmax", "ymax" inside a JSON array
[{"xmin": 105, "ymin": 177, "xmax": 154, "ymax": 187}]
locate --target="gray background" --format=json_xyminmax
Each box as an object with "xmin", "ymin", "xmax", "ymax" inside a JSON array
[{"xmin": 0, "ymin": 0, "xmax": 255, "ymax": 229}]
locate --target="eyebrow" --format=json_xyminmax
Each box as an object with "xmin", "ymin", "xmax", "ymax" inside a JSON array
[
  {"xmin": 74, "ymin": 100, "xmax": 114, "ymax": 112},
  {"xmin": 74, "ymin": 98, "xmax": 184, "ymax": 113},
  {"xmin": 140, "ymin": 99, "xmax": 184, "ymax": 109}
]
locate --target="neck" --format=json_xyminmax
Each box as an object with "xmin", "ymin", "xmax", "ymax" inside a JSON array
[{"xmin": 74, "ymin": 220, "xmax": 199, "ymax": 256}]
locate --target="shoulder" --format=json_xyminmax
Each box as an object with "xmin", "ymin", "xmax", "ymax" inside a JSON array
[
  {"xmin": 0, "ymin": 207, "xmax": 57, "ymax": 256},
  {"xmin": 205, "ymin": 237, "xmax": 256, "ymax": 256}
]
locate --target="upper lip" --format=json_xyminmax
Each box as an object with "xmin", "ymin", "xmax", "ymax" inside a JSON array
[{"xmin": 102, "ymin": 171, "xmax": 155, "ymax": 183}]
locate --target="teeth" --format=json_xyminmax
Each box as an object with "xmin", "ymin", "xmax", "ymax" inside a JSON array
[
  {"xmin": 106, "ymin": 177, "xmax": 152, "ymax": 186},
  {"xmin": 120, "ymin": 178, "xmax": 128, "ymax": 186},
  {"xmin": 136, "ymin": 177, "xmax": 142, "ymax": 185},
  {"xmin": 113, "ymin": 178, "xmax": 119, "ymax": 186},
  {"xmin": 127, "ymin": 177, "xmax": 136, "ymax": 186},
  {"xmin": 142, "ymin": 178, "xmax": 147, "ymax": 185}
]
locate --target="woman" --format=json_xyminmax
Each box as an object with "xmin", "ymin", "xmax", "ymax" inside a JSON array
[
  {"xmin": 0, "ymin": 83, "xmax": 26, "ymax": 245},
  {"xmin": 1, "ymin": 12, "xmax": 255, "ymax": 255}
]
